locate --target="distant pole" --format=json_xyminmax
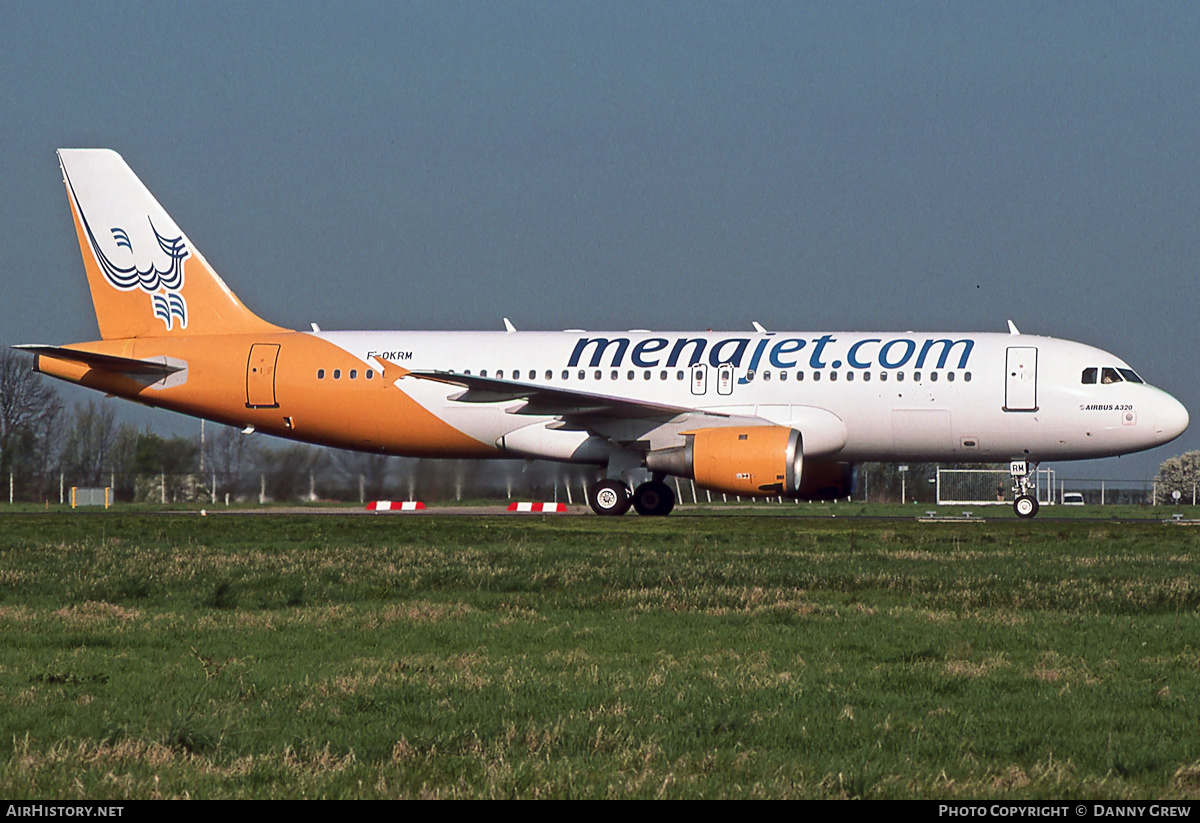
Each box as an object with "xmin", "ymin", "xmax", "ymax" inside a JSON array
[
  {"xmin": 161, "ymin": 473, "xmax": 166, "ymax": 504},
  {"xmin": 565, "ymin": 478, "xmax": 573, "ymax": 505},
  {"xmin": 1101, "ymin": 481, "xmax": 1106, "ymax": 506},
  {"xmin": 259, "ymin": 473, "xmax": 266, "ymax": 504},
  {"xmin": 359, "ymin": 474, "xmax": 365, "ymax": 503},
  {"xmin": 8, "ymin": 472, "xmax": 12, "ymax": 504},
  {"xmin": 199, "ymin": 420, "xmax": 205, "ymax": 473},
  {"xmin": 212, "ymin": 473, "xmax": 217, "ymax": 504},
  {"xmin": 60, "ymin": 472, "xmax": 64, "ymax": 505}
]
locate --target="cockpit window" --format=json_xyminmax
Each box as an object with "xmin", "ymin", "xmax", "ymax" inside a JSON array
[
  {"xmin": 1118, "ymin": 368, "xmax": 1144, "ymax": 384},
  {"xmin": 1082, "ymin": 368, "xmax": 1097, "ymax": 385},
  {"xmin": 1101, "ymin": 368, "xmax": 1123, "ymax": 384}
]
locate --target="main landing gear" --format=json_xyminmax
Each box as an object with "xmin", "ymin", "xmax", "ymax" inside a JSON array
[
  {"xmin": 1011, "ymin": 460, "xmax": 1040, "ymax": 519},
  {"xmin": 587, "ymin": 478, "xmax": 676, "ymax": 516}
]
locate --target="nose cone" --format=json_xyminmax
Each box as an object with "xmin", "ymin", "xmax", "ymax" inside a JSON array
[{"xmin": 1155, "ymin": 391, "xmax": 1190, "ymax": 445}]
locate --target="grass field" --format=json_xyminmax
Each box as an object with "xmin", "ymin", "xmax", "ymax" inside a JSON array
[{"xmin": 2, "ymin": 510, "xmax": 1199, "ymax": 799}]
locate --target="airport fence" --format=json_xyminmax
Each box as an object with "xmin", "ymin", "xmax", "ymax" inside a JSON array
[{"xmin": 2, "ymin": 461, "xmax": 1173, "ymax": 508}]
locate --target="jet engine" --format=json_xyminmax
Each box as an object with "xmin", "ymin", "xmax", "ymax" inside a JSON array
[{"xmin": 644, "ymin": 425, "xmax": 855, "ymax": 498}]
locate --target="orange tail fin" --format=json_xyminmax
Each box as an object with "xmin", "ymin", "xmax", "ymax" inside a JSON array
[{"xmin": 58, "ymin": 149, "xmax": 286, "ymax": 339}]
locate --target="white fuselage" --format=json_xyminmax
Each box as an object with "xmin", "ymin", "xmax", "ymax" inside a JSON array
[{"xmin": 310, "ymin": 329, "xmax": 1188, "ymax": 464}]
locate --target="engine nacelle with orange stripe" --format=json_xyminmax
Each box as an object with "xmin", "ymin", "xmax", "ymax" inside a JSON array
[{"xmin": 645, "ymin": 425, "xmax": 855, "ymax": 498}]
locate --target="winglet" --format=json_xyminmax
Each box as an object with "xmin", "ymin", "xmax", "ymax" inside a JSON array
[
  {"xmin": 503, "ymin": 318, "xmax": 516, "ymax": 333},
  {"xmin": 752, "ymin": 321, "xmax": 767, "ymax": 333},
  {"xmin": 1007, "ymin": 320, "xmax": 1020, "ymax": 336}
]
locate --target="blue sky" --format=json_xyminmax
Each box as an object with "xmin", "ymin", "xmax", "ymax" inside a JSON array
[{"xmin": 3, "ymin": 1, "xmax": 1198, "ymax": 481}]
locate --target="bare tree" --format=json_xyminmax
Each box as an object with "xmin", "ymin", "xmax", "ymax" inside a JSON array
[
  {"xmin": 0, "ymin": 351, "xmax": 64, "ymax": 498},
  {"xmin": 60, "ymin": 400, "xmax": 118, "ymax": 486}
]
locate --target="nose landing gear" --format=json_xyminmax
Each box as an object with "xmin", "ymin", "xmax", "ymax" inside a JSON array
[{"xmin": 1011, "ymin": 460, "xmax": 1040, "ymax": 519}]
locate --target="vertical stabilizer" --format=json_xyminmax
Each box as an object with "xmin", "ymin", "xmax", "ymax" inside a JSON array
[{"xmin": 58, "ymin": 149, "xmax": 285, "ymax": 339}]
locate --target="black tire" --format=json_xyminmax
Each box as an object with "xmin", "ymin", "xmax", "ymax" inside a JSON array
[
  {"xmin": 632, "ymin": 481, "xmax": 676, "ymax": 516},
  {"xmin": 588, "ymin": 479, "xmax": 632, "ymax": 516},
  {"xmin": 1014, "ymin": 495, "xmax": 1039, "ymax": 519}
]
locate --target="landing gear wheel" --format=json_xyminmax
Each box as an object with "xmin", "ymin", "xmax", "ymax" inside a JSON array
[
  {"xmin": 632, "ymin": 481, "xmax": 676, "ymax": 517},
  {"xmin": 588, "ymin": 479, "xmax": 632, "ymax": 516},
  {"xmin": 1014, "ymin": 495, "xmax": 1039, "ymax": 519}
]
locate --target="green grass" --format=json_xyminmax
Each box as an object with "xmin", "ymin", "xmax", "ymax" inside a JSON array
[{"xmin": 1, "ymin": 513, "xmax": 1198, "ymax": 798}]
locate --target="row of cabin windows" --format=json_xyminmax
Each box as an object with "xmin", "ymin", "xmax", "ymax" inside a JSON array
[
  {"xmin": 1081, "ymin": 367, "xmax": 1144, "ymax": 385},
  {"xmin": 435, "ymin": 368, "xmax": 971, "ymax": 383},
  {"xmin": 313, "ymin": 367, "xmax": 973, "ymax": 383},
  {"xmin": 316, "ymin": 368, "xmax": 375, "ymax": 381}
]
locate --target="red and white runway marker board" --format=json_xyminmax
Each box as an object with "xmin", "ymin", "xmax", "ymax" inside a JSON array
[
  {"xmin": 366, "ymin": 500, "xmax": 426, "ymax": 511},
  {"xmin": 507, "ymin": 502, "xmax": 567, "ymax": 513}
]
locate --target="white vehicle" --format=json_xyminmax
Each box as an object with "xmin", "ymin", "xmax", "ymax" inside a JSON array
[
  {"xmin": 16, "ymin": 150, "xmax": 1190, "ymax": 519},
  {"xmin": 1062, "ymin": 492, "xmax": 1085, "ymax": 506}
]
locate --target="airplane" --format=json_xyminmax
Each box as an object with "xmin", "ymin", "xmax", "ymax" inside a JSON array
[{"xmin": 14, "ymin": 149, "xmax": 1190, "ymax": 518}]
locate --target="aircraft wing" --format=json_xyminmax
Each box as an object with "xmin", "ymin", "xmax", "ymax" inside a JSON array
[
  {"xmin": 404, "ymin": 370, "xmax": 727, "ymax": 420},
  {"xmin": 12, "ymin": 345, "xmax": 184, "ymax": 378}
]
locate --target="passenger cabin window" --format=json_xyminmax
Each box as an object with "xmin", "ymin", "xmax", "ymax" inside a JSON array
[
  {"xmin": 350, "ymin": 369, "xmax": 357, "ymax": 379},
  {"xmin": 333, "ymin": 369, "xmax": 341, "ymax": 379},
  {"xmin": 1082, "ymin": 367, "xmax": 1098, "ymax": 384},
  {"xmin": 317, "ymin": 369, "xmax": 325, "ymax": 379}
]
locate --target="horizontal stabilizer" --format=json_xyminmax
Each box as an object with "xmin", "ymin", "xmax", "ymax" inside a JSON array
[{"xmin": 12, "ymin": 344, "xmax": 184, "ymax": 378}]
